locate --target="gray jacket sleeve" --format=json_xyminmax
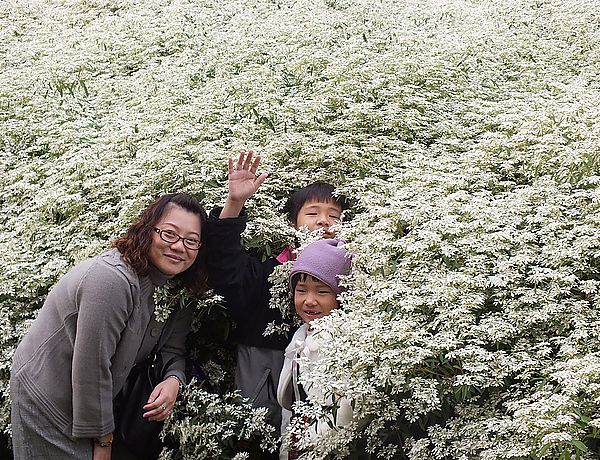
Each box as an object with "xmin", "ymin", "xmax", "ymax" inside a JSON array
[
  {"xmin": 71, "ymin": 263, "xmax": 134, "ymax": 438},
  {"xmin": 160, "ymin": 305, "xmax": 193, "ymax": 385}
]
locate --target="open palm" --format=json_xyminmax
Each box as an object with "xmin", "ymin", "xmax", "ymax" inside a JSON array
[{"xmin": 227, "ymin": 151, "xmax": 267, "ymax": 203}]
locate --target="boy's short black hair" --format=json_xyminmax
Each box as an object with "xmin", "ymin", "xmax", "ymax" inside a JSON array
[{"xmin": 283, "ymin": 182, "xmax": 350, "ymax": 225}]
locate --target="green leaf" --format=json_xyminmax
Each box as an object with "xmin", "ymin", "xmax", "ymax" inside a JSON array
[
  {"xmin": 537, "ymin": 444, "xmax": 551, "ymax": 458},
  {"xmin": 571, "ymin": 440, "xmax": 588, "ymax": 452}
]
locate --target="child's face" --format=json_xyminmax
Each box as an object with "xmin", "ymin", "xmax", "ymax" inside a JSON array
[
  {"xmin": 294, "ymin": 276, "xmax": 339, "ymax": 324},
  {"xmin": 295, "ymin": 199, "xmax": 342, "ymax": 237}
]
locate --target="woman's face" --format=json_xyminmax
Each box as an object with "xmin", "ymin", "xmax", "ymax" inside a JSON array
[{"xmin": 149, "ymin": 204, "xmax": 202, "ymax": 276}]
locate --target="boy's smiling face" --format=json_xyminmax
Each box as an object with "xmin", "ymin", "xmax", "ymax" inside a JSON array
[
  {"xmin": 294, "ymin": 274, "xmax": 339, "ymax": 324},
  {"xmin": 295, "ymin": 199, "xmax": 342, "ymax": 237}
]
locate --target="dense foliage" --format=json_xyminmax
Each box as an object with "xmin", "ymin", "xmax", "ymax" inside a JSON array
[{"xmin": 2, "ymin": 0, "xmax": 600, "ymax": 458}]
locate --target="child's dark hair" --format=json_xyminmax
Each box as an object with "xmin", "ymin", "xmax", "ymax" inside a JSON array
[
  {"xmin": 290, "ymin": 272, "xmax": 324, "ymax": 292},
  {"xmin": 283, "ymin": 182, "xmax": 350, "ymax": 225}
]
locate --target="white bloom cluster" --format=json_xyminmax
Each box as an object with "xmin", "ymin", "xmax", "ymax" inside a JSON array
[
  {"xmin": 2, "ymin": 0, "xmax": 600, "ymax": 458},
  {"xmin": 162, "ymin": 387, "xmax": 278, "ymax": 459}
]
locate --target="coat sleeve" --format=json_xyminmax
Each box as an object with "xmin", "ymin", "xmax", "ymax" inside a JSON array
[
  {"xmin": 205, "ymin": 207, "xmax": 278, "ymax": 321},
  {"xmin": 71, "ymin": 263, "xmax": 134, "ymax": 438},
  {"xmin": 277, "ymin": 352, "xmax": 294, "ymax": 411},
  {"xmin": 278, "ymin": 325, "xmax": 309, "ymax": 411},
  {"xmin": 160, "ymin": 305, "xmax": 194, "ymax": 384}
]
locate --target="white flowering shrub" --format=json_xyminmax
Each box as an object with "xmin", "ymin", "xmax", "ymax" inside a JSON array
[
  {"xmin": 161, "ymin": 387, "xmax": 279, "ymax": 459},
  {"xmin": 2, "ymin": 0, "xmax": 600, "ymax": 458}
]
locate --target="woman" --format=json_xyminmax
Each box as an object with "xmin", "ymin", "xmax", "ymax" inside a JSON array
[{"xmin": 10, "ymin": 193, "xmax": 208, "ymax": 460}]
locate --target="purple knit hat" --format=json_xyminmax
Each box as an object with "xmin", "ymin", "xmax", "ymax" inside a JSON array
[{"xmin": 289, "ymin": 239, "xmax": 352, "ymax": 294}]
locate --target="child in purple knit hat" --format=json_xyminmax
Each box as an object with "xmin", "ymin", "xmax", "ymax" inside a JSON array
[
  {"xmin": 277, "ymin": 239, "xmax": 353, "ymax": 459},
  {"xmin": 206, "ymin": 151, "xmax": 350, "ymax": 448},
  {"xmin": 287, "ymin": 239, "xmax": 351, "ymax": 323}
]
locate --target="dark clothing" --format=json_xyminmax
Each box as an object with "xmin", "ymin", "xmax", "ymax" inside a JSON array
[
  {"xmin": 206, "ymin": 207, "xmax": 293, "ymax": 437},
  {"xmin": 234, "ymin": 345, "xmax": 284, "ymax": 431},
  {"xmin": 206, "ymin": 208, "xmax": 291, "ymax": 350}
]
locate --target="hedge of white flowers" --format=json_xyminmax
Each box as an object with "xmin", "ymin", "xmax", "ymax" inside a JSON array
[{"xmin": 2, "ymin": 0, "xmax": 600, "ymax": 458}]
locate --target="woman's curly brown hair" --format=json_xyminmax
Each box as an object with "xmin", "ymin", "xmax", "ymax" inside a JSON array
[{"xmin": 113, "ymin": 193, "xmax": 208, "ymax": 296}]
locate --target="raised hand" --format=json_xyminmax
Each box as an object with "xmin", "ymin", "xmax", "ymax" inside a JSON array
[{"xmin": 220, "ymin": 150, "xmax": 268, "ymax": 218}]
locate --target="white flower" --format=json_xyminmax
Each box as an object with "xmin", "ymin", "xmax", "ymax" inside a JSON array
[{"xmin": 3, "ymin": 0, "xmax": 600, "ymax": 458}]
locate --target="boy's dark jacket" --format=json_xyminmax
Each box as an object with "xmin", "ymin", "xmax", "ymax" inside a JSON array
[{"xmin": 206, "ymin": 207, "xmax": 291, "ymax": 350}]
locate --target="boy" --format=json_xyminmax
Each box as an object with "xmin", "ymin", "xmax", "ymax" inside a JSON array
[
  {"xmin": 205, "ymin": 151, "xmax": 349, "ymax": 442},
  {"xmin": 277, "ymin": 238, "xmax": 354, "ymax": 458}
]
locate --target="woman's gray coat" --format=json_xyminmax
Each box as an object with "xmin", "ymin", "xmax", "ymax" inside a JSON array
[{"xmin": 11, "ymin": 249, "xmax": 191, "ymax": 440}]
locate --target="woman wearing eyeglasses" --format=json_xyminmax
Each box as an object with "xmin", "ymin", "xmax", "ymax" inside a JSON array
[{"xmin": 10, "ymin": 193, "xmax": 208, "ymax": 460}]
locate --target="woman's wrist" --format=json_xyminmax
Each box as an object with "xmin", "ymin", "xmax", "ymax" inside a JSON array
[
  {"xmin": 94, "ymin": 433, "xmax": 113, "ymax": 448},
  {"xmin": 167, "ymin": 374, "xmax": 184, "ymax": 391}
]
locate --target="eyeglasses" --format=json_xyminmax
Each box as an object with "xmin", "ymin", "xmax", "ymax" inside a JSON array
[{"xmin": 154, "ymin": 228, "xmax": 202, "ymax": 250}]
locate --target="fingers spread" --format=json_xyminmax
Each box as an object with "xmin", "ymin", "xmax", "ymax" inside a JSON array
[
  {"xmin": 242, "ymin": 149, "xmax": 254, "ymax": 170},
  {"xmin": 249, "ymin": 155, "xmax": 261, "ymax": 175},
  {"xmin": 236, "ymin": 151, "xmax": 245, "ymax": 170}
]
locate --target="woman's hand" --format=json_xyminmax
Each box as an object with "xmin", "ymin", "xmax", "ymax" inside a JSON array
[
  {"xmin": 219, "ymin": 150, "xmax": 268, "ymax": 218},
  {"xmin": 142, "ymin": 377, "xmax": 180, "ymax": 422}
]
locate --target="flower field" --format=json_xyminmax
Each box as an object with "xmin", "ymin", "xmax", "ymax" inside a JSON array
[{"xmin": 1, "ymin": 0, "xmax": 600, "ymax": 458}]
